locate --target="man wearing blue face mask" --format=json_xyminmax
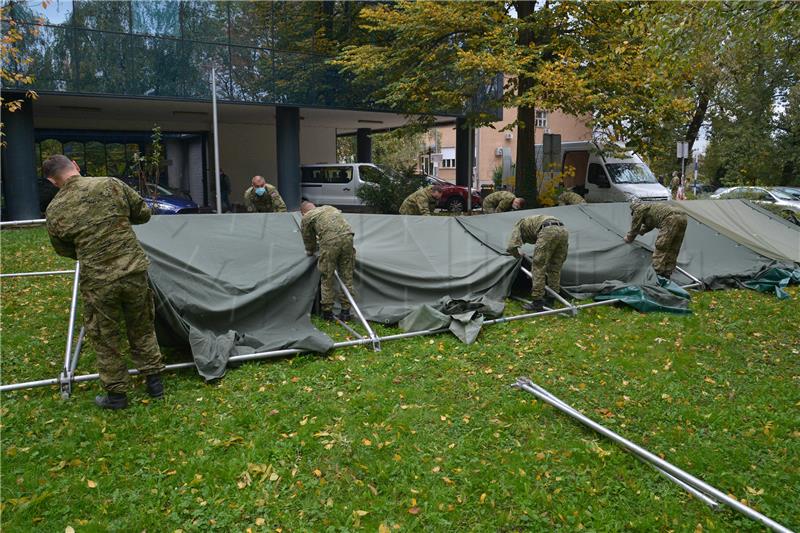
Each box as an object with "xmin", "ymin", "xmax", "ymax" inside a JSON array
[{"xmin": 243, "ymin": 175, "xmax": 288, "ymax": 213}]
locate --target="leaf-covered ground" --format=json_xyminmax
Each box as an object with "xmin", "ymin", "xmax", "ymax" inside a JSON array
[{"xmin": 1, "ymin": 227, "xmax": 798, "ymax": 532}]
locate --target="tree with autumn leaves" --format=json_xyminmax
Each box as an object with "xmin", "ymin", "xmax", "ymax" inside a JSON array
[{"xmin": 335, "ymin": 1, "xmax": 800, "ymax": 202}]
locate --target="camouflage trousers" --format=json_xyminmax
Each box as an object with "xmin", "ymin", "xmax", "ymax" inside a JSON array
[
  {"xmin": 530, "ymin": 226, "xmax": 569, "ymax": 300},
  {"xmin": 318, "ymin": 235, "xmax": 356, "ymax": 312},
  {"xmin": 82, "ymin": 271, "xmax": 165, "ymax": 394},
  {"xmin": 652, "ymin": 214, "xmax": 687, "ymax": 277}
]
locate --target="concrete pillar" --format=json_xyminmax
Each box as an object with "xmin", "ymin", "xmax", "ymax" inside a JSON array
[
  {"xmin": 276, "ymin": 106, "xmax": 301, "ymax": 210},
  {"xmin": 455, "ymin": 117, "xmax": 472, "ymax": 187},
  {"xmin": 356, "ymin": 128, "xmax": 372, "ymax": 163},
  {"xmin": 1, "ymin": 94, "xmax": 40, "ymax": 220}
]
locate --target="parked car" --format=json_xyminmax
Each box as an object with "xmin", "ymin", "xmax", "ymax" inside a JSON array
[
  {"xmin": 689, "ymin": 183, "xmax": 716, "ymax": 195},
  {"xmin": 712, "ymin": 186, "xmax": 800, "ymax": 222},
  {"xmin": 773, "ymin": 186, "xmax": 800, "ymax": 200},
  {"xmin": 301, "ymin": 163, "xmax": 481, "ymax": 212},
  {"xmin": 422, "ymin": 174, "xmax": 483, "ymax": 212},
  {"xmin": 710, "ymin": 187, "xmax": 732, "ymax": 198},
  {"xmin": 122, "ymin": 178, "xmax": 199, "ymax": 215}
]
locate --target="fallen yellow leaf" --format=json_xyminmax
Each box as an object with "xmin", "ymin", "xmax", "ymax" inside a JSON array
[{"xmin": 87, "ymin": 480, "xmax": 97, "ymax": 489}]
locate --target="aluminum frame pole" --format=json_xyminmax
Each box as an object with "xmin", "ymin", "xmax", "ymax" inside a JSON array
[
  {"xmin": 520, "ymin": 380, "xmax": 718, "ymax": 509},
  {"xmin": 335, "ymin": 317, "xmax": 365, "ymax": 340},
  {"xmin": 211, "ymin": 66, "xmax": 222, "ymax": 215},
  {"xmin": 0, "ymin": 218, "xmax": 46, "ymax": 228},
  {"xmin": 513, "ymin": 378, "xmax": 793, "ymax": 533},
  {"xmin": 1, "ymin": 269, "xmax": 76, "ymax": 278},
  {"xmin": 335, "ymin": 270, "xmax": 380, "ymax": 351},
  {"xmin": 1, "ymin": 300, "xmax": 624, "ymax": 393},
  {"xmin": 519, "ymin": 262, "xmax": 578, "ymax": 317},
  {"xmin": 60, "ymin": 262, "xmax": 81, "ymax": 399}
]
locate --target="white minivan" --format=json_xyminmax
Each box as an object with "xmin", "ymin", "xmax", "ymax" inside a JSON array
[
  {"xmin": 300, "ymin": 163, "xmax": 386, "ymax": 211},
  {"xmin": 538, "ymin": 141, "xmax": 670, "ymax": 202}
]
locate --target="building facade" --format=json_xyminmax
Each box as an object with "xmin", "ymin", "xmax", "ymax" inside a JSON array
[
  {"xmin": 1, "ymin": 0, "xmax": 460, "ymax": 219},
  {"xmin": 427, "ymin": 107, "xmax": 592, "ymax": 188}
]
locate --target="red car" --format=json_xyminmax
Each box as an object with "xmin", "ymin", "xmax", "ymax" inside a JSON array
[{"xmin": 423, "ymin": 175, "xmax": 483, "ymax": 212}]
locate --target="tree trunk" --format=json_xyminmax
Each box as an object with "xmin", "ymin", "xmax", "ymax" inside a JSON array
[
  {"xmin": 685, "ymin": 89, "xmax": 710, "ymax": 155},
  {"xmin": 513, "ymin": 0, "xmax": 538, "ymax": 206}
]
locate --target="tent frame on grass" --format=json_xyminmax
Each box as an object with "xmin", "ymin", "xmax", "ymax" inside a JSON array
[{"xmin": 0, "ymin": 217, "xmax": 703, "ymax": 395}]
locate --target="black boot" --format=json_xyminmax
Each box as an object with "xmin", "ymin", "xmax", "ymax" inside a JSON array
[
  {"xmin": 321, "ymin": 310, "xmax": 335, "ymax": 321},
  {"xmin": 95, "ymin": 392, "xmax": 128, "ymax": 410},
  {"xmin": 522, "ymin": 299, "xmax": 546, "ymax": 312},
  {"xmin": 338, "ymin": 309, "xmax": 352, "ymax": 322},
  {"xmin": 544, "ymin": 295, "xmax": 556, "ymax": 307},
  {"xmin": 146, "ymin": 374, "xmax": 164, "ymax": 399}
]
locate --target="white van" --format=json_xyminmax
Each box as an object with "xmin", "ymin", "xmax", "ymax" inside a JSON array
[
  {"xmin": 300, "ymin": 163, "xmax": 386, "ymax": 211},
  {"xmin": 538, "ymin": 141, "xmax": 670, "ymax": 202}
]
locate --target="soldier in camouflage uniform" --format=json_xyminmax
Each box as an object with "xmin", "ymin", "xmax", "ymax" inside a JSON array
[
  {"xmin": 399, "ymin": 185, "xmax": 443, "ymax": 215},
  {"xmin": 244, "ymin": 175, "xmax": 287, "ymax": 213},
  {"xmin": 557, "ymin": 188, "xmax": 586, "ymax": 206},
  {"xmin": 507, "ymin": 215, "xmax": 569, "ymax": 312},
  {"xmin": 43, "ymin": 155, "xmax": 165, "ymax": 410},
  {"xmin": 669, "ymin": 172, "xmax": 681, "ymax": 199},
  {"xmin": 482, "ymin": 190, "xmax": 525, "ymax": 213},
  {"xmin": 624, "ymin": 200, "xmax": 688, "ymax": 278},
  {"xmin": 300, "ymin": 201, "xmax": 356, "ymax": 321}
]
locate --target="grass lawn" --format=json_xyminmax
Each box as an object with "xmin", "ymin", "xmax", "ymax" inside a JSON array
[{"xmin": 1, "ymin": 227, "xmax": 798, "ymax": 532}]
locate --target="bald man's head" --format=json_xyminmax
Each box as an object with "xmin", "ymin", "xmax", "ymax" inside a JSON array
[
  {"xmin": 300, "ymin": 201, "xmax": 316, "ymax": 215},
  {"xmin": 251, "ymin": 175, "xmax": 266, "ymax": 188}
]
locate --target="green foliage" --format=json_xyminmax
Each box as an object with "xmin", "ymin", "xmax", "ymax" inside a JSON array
[
  {"xmin": 372, "ymin": 130, "xmax": 426, "ymax": 170},
  {"xmin": 355, "ymin": 166, "xmax": 426, "ymax": 214},
  {"xmin": 2, "ymin": 228, "xmax": 799, "ymax": 531},
  {"xmin": 492, "ymin": 166, "xmax": 503, "ymax": 189},
  {"xmin": 131, "ymin": 125, "xmax": 163, "ymax": 188}
]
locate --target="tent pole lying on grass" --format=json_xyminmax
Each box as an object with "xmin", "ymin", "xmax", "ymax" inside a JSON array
[
  {"xmin": 335, "ymin": 270, "xmax": 380, "ymax": 351},
  {"xmin": 0, "ymin": 270, "xmax": 76, "ymax": 278},
  {"xmin": 335, "ymin": 317, "xmax": 364, "ymax": 339},
  {"xmin": 512, "ymin": 378, "xmax": 793, "ymax": 533},
  {"xmin": 0, "ymin": 218, "xmax": 47, "ymax": 228},
  {"xmin": 517, "ymin": 379, "xmax": 719, "ymax": 509},
  {"xmin": 0, "ymin": 300, "xmax": 622, "ymax": 394}
]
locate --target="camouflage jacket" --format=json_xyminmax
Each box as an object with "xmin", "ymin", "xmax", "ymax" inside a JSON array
[
  {"xmin": 507, "ymin": 215, "xmax": 562, "ymax": 252},
  {"xmin": 400, "ymin": 186, "xmax": 437, "ymax": 215},
  {"xmin": 627, "ymin": 202, "xmax": 683, "ymax": 239},
  {"xmin": 45, "ymin": 175, "xmax": 151, "ymax": 288},
  {"xmin": 244, "ymin": 184, "xmax": 287, "ymax": 213},
  {"xmin": 483, "ymin": 191, "xmax": 516, "ymax": 213},
  {"xmin": 301, "ymin": 205, "xmax": 353, "ymax": 254},
  {"xmin": 669, "ymin": 176, "xmax": 681, "ymax": 193},
  {"xmin": 558, "ymin": 191, "xmax": 586, "ymax": 206}
]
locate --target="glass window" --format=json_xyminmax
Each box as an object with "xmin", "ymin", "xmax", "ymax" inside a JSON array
[
  {"xmin": 11, "ymin": 0, "xmax": 73, "ymax": 25},
  {"xmin": 587, "ymin": 163, "xmax": 609, "ymax": 187},
  {"xmin": 106, "ymin": 143, "xmax": 127, "ymax": 177},
  {"xmin": 301, "ymin": 167, "xmax": 352, "ymax": 184},
  {"xmin": 132, "ymin": 0, "xmax": 179, "ymax": 37},
  {"xmin": 73, "ymin": 1, "xmax": 129, "ymax": 32},
  {"xmin": 359, "ymin": 166, "xmax": 385, "ymax": 183},
  {"xmin": 182, "ymin": 1, "xmax": 229, "ymax": 43},
  {"xmin": 535, "ymin": 110, "xmax": 548, "ymax": 128},
  {"xmin": 63, "ymin": 141, "xmax": 85, "ymax": 170},
  {"xmin": 39, "ymin": 139, "xmax": 64, "ymax": 160},
  {"xmin": 129, "ymin": 35, "xmax": 181, "ymax": 97},
  {"xmin": 76, "ymin": 31, "xmax": 130, "ymax": 94},
  {"xmin": 13, "ymin": 25, "xmax": 74, "ymax": 92},
  {"xmin": 34, "ymin": 143, "xmax": 42, "ymax": 177},
  {"xmin": 229, "ymin": 1, "xmax": 272, "ymax": 48},
  {"xmin": 84, "ymin": 141, "xmax": 107, "ymax": 176},
  {"xmin": 182, "ymin": 41, "xmax": 231, "ymax": 99},
  {"xmin": 230, "ymin": 46, "xmax": 273, "ymax": 102},
  {"xmin": 605, "ymin": 163, "xmax": 658, "ymax": 184}
]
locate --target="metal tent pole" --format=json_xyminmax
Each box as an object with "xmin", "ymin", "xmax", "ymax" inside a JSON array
[
  {"xmin": 0, "ymin": 218, "xmax": 46, "ymax": 228},
  {"xmin": 519, "ymin": 379, "xmax": 718, "ymax": 508},
  {"xmin": 335, "ymin": 270, "xmax": 380, "ymax": 351},
  {"xmin": 69, "ymin": 327, "xmax": 86, "ymax": 374},
  {"xmin": 1, "ymin": 269, "xmax": 76, "ymax": 279},
  {"xmin": 211, "ymin": 66, "xmax": 222, "ymax": 215},
  {"xmin": 335, "ymin": 317, "xmax": 365, "ymax": 339},
  {"xmin": 1, "ymin": 300, "xmax": 626, "ymax": 394},
  {"xmin": 59, "ymin": 262, "xmax": 81, "ymax": 399},
  {"xmin": 519, "ymin": 262, "xmax": 578, "ymax": 317},
  {"xmin": 513, "ymin": 378, "xmax": 793, "ymax": 533}
]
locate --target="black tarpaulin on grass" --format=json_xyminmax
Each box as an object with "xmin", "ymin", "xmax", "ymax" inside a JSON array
[{"xmin": 133, "ymin": 201, "xmax": 798, "ymax": 378}]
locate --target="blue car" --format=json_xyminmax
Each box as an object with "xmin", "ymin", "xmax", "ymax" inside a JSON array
[{"xmin": 139, "ymin": 183, "xmax": 199, "ymax": 215}]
